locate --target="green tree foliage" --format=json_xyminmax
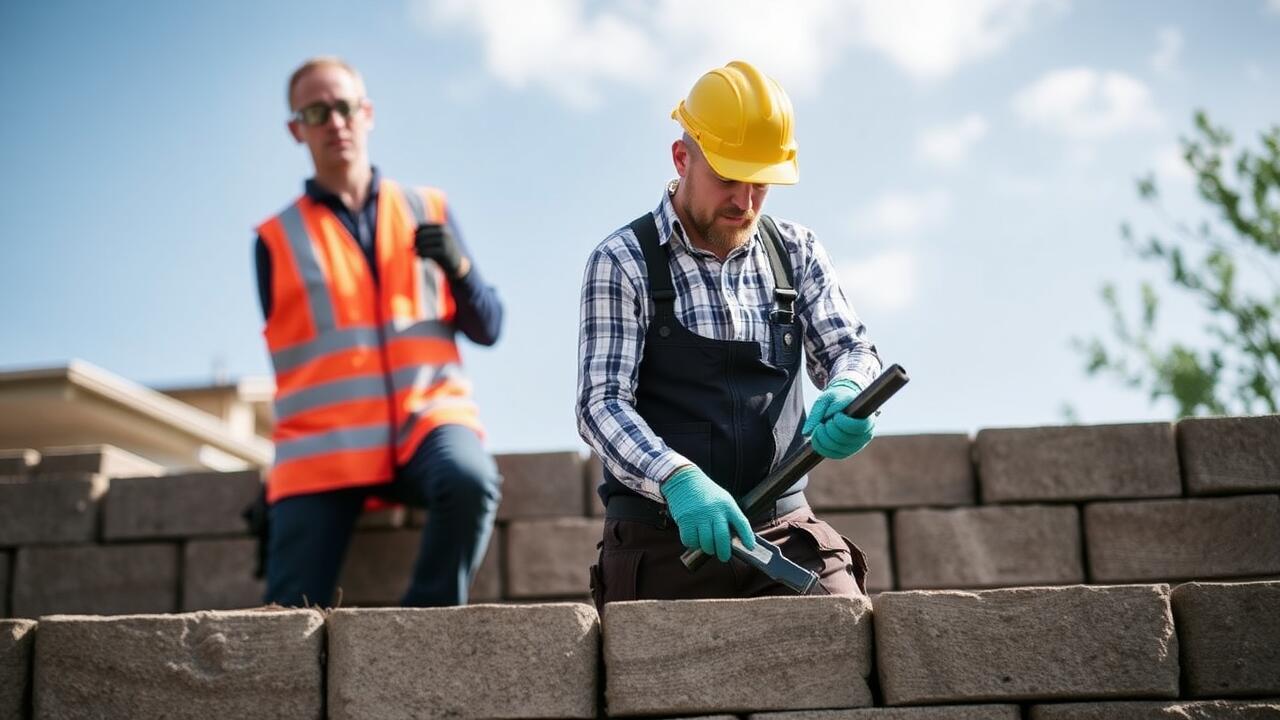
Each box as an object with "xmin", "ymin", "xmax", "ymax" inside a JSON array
[{"xmin": 1076, "ymin": 112, "xmax": 1279, "ymax": 417}]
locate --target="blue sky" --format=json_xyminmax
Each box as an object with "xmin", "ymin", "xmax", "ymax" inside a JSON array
[{"xmin": 2, "ymin": 1, "xmax": 1278, "ymax": 453}]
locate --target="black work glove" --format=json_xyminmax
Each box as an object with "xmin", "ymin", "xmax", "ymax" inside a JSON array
[{"xmin": 414, "ymin": 222, "xmax": 467, "ymax": 278}]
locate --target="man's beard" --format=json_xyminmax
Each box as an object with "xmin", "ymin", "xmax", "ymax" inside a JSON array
[{"xmin": 682, "ymin": 196, "xmax": 758, "ymax": 256}]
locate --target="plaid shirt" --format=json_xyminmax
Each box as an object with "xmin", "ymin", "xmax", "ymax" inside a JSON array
[{"xmin": 576, "ymin": 183, "xmax": 881, "ymax": 503}]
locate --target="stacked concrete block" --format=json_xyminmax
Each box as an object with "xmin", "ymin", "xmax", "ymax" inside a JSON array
[
  {"xmin": 1177, "ymin": 414, "xmax": 1280, "ymax": 494},
  {"xmin": 807, "ymin": 434, "xmax": 974, "ymax": 509},
  {"xmin": 102, "ymin": 470, "xmax": 261, "ymax": 540},
  {"xmin": 1, "ymin": 619, "xmax": 35, "ymax": 719},
  {"xmin": 0, "ymin": 474, "xmax": 107, "ymax": 546},
  {"xmin": 504, "ymin": 518, "xmax": 602, "ymax": 599},
  {"xmin": 495, "ymin": 451, "xmax": 586, "ymax": 519},
  {"xmin": 1030, "ymin": 700, "xmax": 1280, "ymax": 718},
  {"xmin": 37, "ymin": 444, "xmax": 161, "ymax": 477},
  {"xmin": 334, "ymin": 528, "xmax": 502, "ymax": 606},
  {"xmin": 975, "ymin": 423, "xmax": 1181, "ymax": 502},
  {"xmin": 12, "ymin": 544, "xmax": 178, "ymax": 617},
  {"xmin": 1, "ymin": 551, "xmax": 9, "ymax": 617},
  {"xmin": 822, "ymin": 511, "xmax": 894, "ymax": 592},
  {"xmin": 753, "ymin": 708, "xmax": 1021, "ymax": 719},
  {"xmin": 874, "ymin": 584, "xmax": 1179, "ymax": 705},
  {"xmin": 182, "ymin": 538, "xmax": 264, "ymax": 611},
  {"xmin": 355, "ymin": 505, "xmax": 406, "ymax": 529},
  {"xmin": 1085, "ymin": 495, "xmax": 1280, "ymax": 582},
  {"xmin": 585, "ymin": 451, "xmax": 606, "ymax": 517},
  {"xmin": 0, "ymin": 448, "xmax": 39, "ymax": 476},
  {"xmin": 1171, "ymin": 580, "xmax": 1280, "ymax": 697},
  {"xmin": 34, "ymin": 609, "xmax": 324, "ymax": 719},
  {"xmin": 604, "ymin": 596, "xmax": 874, "ymax": 716},
  {"xmin": 327, "ymin": 603, "xmax": 598, "ymax": 719},
  {"xmin": 894, "ymin": 505, "xmax": 1084, "ymax": 589}
]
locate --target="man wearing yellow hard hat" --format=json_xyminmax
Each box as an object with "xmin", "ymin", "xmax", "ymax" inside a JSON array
[{"xmin": 577, "ymin": 60, "xmax": 882, "ymax": 604}]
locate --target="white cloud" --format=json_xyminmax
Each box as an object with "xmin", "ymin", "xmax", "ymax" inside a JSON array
[
  {"xmin": 916, "ymin": 113, "xmax": 989, "ymax": 167},
  {"xmin": 852, "ymin": 190, "xmax": 952, "ymax": 236},
  {"xmin": 1149, "ymin": 26, "xmax": 1183, "ymax": 74},
  {"xmin": 410, "ymin": 0, "xmax": 1067, "ymax": 109},
  {"xmin": 1268, "ymin": 0, "xmax": 1280, "ymax": 15},
  {"xmin": 1012, "ymin": 67, "xmax": 1162, "ymax": 139},
  {"xmin": 1154, "ymin": 144, "xmax": 1194, "ymax": 184},
  {"xmin": 839, "ymin": 250, "xmax": 919, "ymax": 313}
]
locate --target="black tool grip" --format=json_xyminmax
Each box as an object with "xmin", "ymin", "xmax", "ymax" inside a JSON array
[{"xmin": 681, "ymin": 363, "xmax": 910, "ymax": 571}]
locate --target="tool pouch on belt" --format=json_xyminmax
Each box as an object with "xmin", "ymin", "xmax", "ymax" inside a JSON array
[{"xmin": 241, "ymin": 486, "xmax": 270, "ymax": 580}]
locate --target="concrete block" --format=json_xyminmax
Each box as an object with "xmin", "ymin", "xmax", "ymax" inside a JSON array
[
  {"xmin": 336, "ymin": 530, "xmax": 419, "ymax": 606},
  {"xmin": 0, "ymin": 551, "xmax": 9, "ymax": 617},
  {"xmin": 1085, "ymin": 495, "xmax": 1280, "ymax": 582},
  {"xmin": 753, "ymin": 707, "xmax": 1020, "ymax": 719},
  {"xmin": 586, "ymin": 452, "xmax": 606, "ymax": 517},
  {"xmin": 0, "ymin": 448, "xmax": 39, "ymax": 476},
  {"xmin": 102, "ymin": 470, "xmax": 261, "ymax": 540},
  {"xmin": 894, "ymin": 505, "xmax": 1083, "ymax": 589},
  {"xmin": 1178, "ymin": 415, "xmax": 1280, "ymax": 495},
  {"xmin": 327, "ymin": 603, "xmax": 598, "ymax": 719},
  {"xmin": 874, "ymin": 584, "xmax": 1179, "ymax": 705},
  {"xmin": 1171, "ymin": 580, "xmax": 1280, "ymax": 697},
  {"xmin": 36, "ymin": 444, "xmax": 161, "ymax": 478},
  {"xmin": 1030, "ymin": 700, "xmax": 1280, "ymax": 719},
  {"xmin": 355, "ymin": 505, "xmax": 406, "ymax": 529},
  {"xmin": 470, "ymin": 532, "xmax": 503, "ymax": 602},
  {"xmin": 806, "ymin": 434, "xmax": 974, "ymax": 509},
  {"xmin": 494, "ymin": 451, "xmax": 585, "ymax": 520},
  {"xmin": 0, "ymin": 475, "xmax": 106, "ymax": 546},
  {"xmin": 12, "ymin": 544, "xmax": 178, "ymax": 617},
  {"xmin": 34, "ymin": 609, "xmax": 324, "ymax": 719},
  {"xmin": 822, "ymin": 512, "xmax": 893, "ymax": 592},
  {"xmin": 976, "ymin": 423, "xmax": 1181, "ymax": 502},
  {"xmin": 182, "ymin": 538, "xmax": 264, "ymax": 611},
  {"xmin": 505, "ymin": 518, "xmax": 602, "ymax": 599},
  {"xmin": 1, "ymin": 619, "xmax": 36, "ymax": 720},
  {"xmin": 604, "ymin": 596, "xmax": 873, "ymax": 716}
]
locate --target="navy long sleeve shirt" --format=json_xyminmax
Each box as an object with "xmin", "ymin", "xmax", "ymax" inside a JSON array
[{"xmin": 255, "ymin": 167, "xmax": 503, "ymax": 346}]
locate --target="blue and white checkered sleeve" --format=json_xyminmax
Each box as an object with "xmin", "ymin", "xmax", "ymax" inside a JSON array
[
  {"xmin": 794, "ymin": 227, "xmax": 882, "ymax": 391},
  {"xmin": 575, "ymin": 237, "xmax": 691, "ymax": 503}
]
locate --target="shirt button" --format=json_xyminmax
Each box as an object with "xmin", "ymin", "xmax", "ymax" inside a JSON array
[{"xmin": 659, "ymin": 326, "xmax": 671, "ymax": 338}]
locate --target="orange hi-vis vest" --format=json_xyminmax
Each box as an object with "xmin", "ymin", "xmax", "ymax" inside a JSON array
[{"xmin": 258, "ymin": 179, "xmax": 482, "ymax": 503}]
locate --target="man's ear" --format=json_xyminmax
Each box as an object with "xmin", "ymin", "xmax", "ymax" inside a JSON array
[
  {"xmin": 672, "ymin": 139, "xmax": 689, "ymax": 177},
  {"xmin": 364, "ymin": 99, "xmax": 375, "ymax": 132},
  {"xmin": 287, "ymin": 120, "xmax": 304, "ymax": 144}
]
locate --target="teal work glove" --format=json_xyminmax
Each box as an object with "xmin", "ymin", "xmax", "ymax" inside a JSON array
[
  {"xmin": 660, "ymin": 466, "xmax": 755, "ymax": 563},
  {"xmin": 803, "ymin": 378, "xmax": 875, "ymax": 459}
]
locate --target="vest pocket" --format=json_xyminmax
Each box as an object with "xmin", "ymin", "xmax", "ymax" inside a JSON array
[{"xmin": 650, "ymin": 421, "xmax": 713, "ymax": 473}]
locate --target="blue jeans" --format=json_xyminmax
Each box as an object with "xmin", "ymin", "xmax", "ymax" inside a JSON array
[{"xmin": 264, "ymin": 424, "xmax": 501, "ymax": 607}]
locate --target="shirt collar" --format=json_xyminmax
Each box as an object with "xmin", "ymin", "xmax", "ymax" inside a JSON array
[
  {"xmin": 654, "ymin": 179, "xmax": 760, "ymax": 260},
  {"xmin": 304, "ymin": 165, "xmax": 382, "ymax": 210}
]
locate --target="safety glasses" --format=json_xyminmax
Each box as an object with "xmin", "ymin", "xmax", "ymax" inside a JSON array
[{"xmin": 291, "ymin": 97, "xmax": 364, "ymax": 127}]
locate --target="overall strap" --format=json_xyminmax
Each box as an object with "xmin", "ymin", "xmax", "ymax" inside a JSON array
[
  {"xmin": 629, "ymin": 213, "xmax": 677, "ymax": 319},
  {"xmin": 758, "ymin": 215, "xmax": 797, "ymax": 323}
]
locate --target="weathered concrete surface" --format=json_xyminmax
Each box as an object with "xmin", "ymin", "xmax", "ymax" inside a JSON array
[
  {"xmin": 585, "ymin": 452, "xmax": 606, "ymax": 517},
  {"xmin": 102, "ymin": 470, "xmax": 261, "ymax": 540},
  {"xmin": 894, "ymin": 505, "xmax": 1083, "ymax": 589},
  {"xmin": 1085, "ymin": 495, "xmax": 1280, "ymax": 582},
  {"xmin": 874, "ymin": 585, "xmax": 1179, "ymax": 705},
  {"xmin": 182, "ymin": 538, "xmax": 264, "ymax": 611},
  {"xmin": 1030, "ymin": 700, "xmax": 1280, "ymax": 719},
  {"xmin": 327, "ymin": 603, "xmax": 598, "ymax": 719},
  {"xmin": 495, "ymin": 451, "xmax": 586, "ymax": 519},
  {"xmin": 1178, "ymin": 414, "xmax": 1280, "ymax": 495},
  {"xmin": 0, "ymin": 551, "xmax": 9, "ymax": 617},
  {"xmin": 806, "ymin": 434, "xmax": 975, "ymax": 509},
  {"xmin": 604, "ymin": 596, "xmax": 873, "ymax": 716},
  {"xmin": 504, "ymin": 518, "xmax": 601, "ymax": 599},
  {"xmin": 355, "ymin": 506, "xmax": 405, "ymax": 529},
  {"xmin": 36, "ymin": 444, "xmax": 161, "ymax": 477},
  {"xmin": 753, "ymin": 707, "xmax": 1021, "ymax": 719},
  {"xmin": 1, "ymin": 620, "xmax": 36, "ymax": 720},
  {"xmin": 34, "ymin": 610, "xmax": 324, "ymax": 719},
  {"xmin": 0, "ymin": 475, "xmax": 106, "ymax": 546},
  {"xmin": 975, "ymin": 423, "xmax": 1181, "ymax": 502},
  {"xmin": 12, "ymin": 544, "xmax": 178, "ymax": 617},
  {"xmin": 0, "ymin": 448, "xmax": 39, "ymax": 476},
  {"xmin": 1171, "ymin": 581, "xmax": 1280, "ymax": 697},
  {"xmin": 823, "ymin": 511, "xmax": 893, "ymax": 592}
]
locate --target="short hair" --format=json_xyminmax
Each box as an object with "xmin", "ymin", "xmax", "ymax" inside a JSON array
[{"xmin": 286, "ymin": 56, "xmax": 366, "ymax": 110}]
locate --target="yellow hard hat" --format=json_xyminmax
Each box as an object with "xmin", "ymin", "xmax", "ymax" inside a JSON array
[{"xmin": 672, "ymin": 60, "xmax": 799, "ymax": 185}]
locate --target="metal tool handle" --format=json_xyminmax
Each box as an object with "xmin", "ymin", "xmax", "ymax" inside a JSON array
[{"xmin": 681, "ymin": 363, "xmax": 910, "ymax": 571}]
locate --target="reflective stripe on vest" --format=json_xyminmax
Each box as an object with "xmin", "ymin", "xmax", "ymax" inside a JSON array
[{"xmin": 258, "ymin": 180, "xmax": 482, "ymax": 502}]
